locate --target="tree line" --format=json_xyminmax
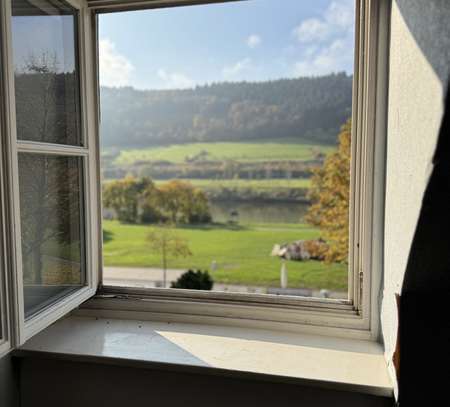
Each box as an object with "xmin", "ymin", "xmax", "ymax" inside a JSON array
[
  {"xmin": 100, "ymin": 72, "xmax": 352, "ymax": 148},
  {"xmin": 103, "ymin": 177, "xmax": 211, "ymax": 225}
]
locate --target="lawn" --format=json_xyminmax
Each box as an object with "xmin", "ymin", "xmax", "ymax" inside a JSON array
[
  {"xmin": 102, "ymin": 220, "xmax": 347, "ymax": 291},
  {"xmin": 114, "ymin": 140, "xmax": 335, "ymax": 165}
]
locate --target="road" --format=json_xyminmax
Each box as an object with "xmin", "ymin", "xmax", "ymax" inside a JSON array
[
  {"xmin": 103, "ymin": 266, "xmax": 185, "ymax": 288},
  {"xmin": 102, "ymin": 266, "xmax": 347, "ymax": 299}
]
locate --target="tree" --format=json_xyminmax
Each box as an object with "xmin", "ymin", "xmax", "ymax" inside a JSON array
[
  {"xmin": 188, "ymin": 189, "xmax": 212, "ymax": 223},
  {"xmin": 147, "ymin": 224, "xmax": 192, "ymax": 287},
  {"xmin": 136, "ymin": 178, "xmax": 162, "ymax": 223},
  {"xmin": 305, "ymin": 119, "xmax": 351, "ymax": 263},
  {"xmin": 157, "ymin": 180, "xmax": 211, "ymax": 224},
  {"xmin": 103, "ymin": 177, "xmax": 157, "ymax": 223},
  {"xmin": 156, "ymin": 180, "xmax": 191, "ymax": 224}
]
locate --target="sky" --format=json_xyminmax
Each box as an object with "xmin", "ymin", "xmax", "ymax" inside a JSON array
[{"xmin": 99, "ymin": 0, "xmax": 355, "ymax": 90}]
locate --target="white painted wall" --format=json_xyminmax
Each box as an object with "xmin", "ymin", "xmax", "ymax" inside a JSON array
[{"xmin": 382, "ymin": 0, "xmax": 450, "ymax": 396}]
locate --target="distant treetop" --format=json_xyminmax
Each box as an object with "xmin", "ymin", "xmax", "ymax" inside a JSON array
[{"xmin": 100, "ymin": 72, "xmax": 353, "ymax": 148}]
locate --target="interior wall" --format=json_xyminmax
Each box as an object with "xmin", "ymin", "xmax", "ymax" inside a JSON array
[
  {"xmin": 382, "ymin": 0, "xmax": 450, "ymax": 396},
  {"xmin": 19, "ymin": 358, "xmax": 392, "ymax": 407},
  {"xmin": 0, "ymin": 354, "xmax": 19, "ymax": 407}
]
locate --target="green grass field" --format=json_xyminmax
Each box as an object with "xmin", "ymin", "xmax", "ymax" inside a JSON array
[
  {"xmin": 114, "ymin": 140, "xmax": 335, "ymax": 165},
  {"xmin": 103, "ymin": 220, "xmax": 347, "ymax": 291}
]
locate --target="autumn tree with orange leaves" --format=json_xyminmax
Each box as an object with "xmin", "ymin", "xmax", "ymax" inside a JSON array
[{"xmin": 306, "ymin": 119, "xmax": 351, "ymax": 263}]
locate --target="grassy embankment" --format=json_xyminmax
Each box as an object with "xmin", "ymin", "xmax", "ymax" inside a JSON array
[
  {"xmin": 113, "ymin": 140, "xmax": 334, "ymax": 165},
  {"xmin": 107, "ymin": 140, "xmax": 321, "ymax": 195}
]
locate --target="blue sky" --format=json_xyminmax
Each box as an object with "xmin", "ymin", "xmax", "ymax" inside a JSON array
[{"xmin": 99, "ymin": 0, "xmax": 355, "ymax": 90}]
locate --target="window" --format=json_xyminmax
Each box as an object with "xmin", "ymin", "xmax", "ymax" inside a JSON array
[
  {"xmin": 98, "ymin": 1, "xmax": 355, "ymax": 299},
  {"xmin": 0, "ymin": 0, "xmax": 387, "ymax": 345},
  {"xmin": 0, "ymin": 97, "xmax": 4, "ymax": 349},
  {"xmin": 91, "ymin": 0, "xmax": 387, "ymax": 339},
  {"xmin": 0, "ymin": 0, "xmax": 99, "ymax": 343},
  {"xmin": 18, "ymin": 154, "xmax": 86, "ymax": 317},
  {"xmin": 11, "ymin": 0, "xmax": 87, "ymax": 319},
  {"xmin": 12, "ymin": 0, "xmax": 82, "ymax": 146},
  {"xmin": 12, "ymin": 0, "xmax": 87, "ymax": 320},
  {"xmin": 0, "ymin": 4, "xmax": 10, "ymax": 354},
  {"xmin": 0, "ymin": 158, "xmax": 8, "ymax": 353}
]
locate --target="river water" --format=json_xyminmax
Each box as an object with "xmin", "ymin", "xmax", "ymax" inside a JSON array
[{"xmin": 209, "ymin": 200, "xmax": 310, "ymax": 224}]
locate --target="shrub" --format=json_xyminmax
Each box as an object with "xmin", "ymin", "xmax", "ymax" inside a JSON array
[{"xmin": 171, "ymin": 270, "xmax": 214, "ymax": 290}]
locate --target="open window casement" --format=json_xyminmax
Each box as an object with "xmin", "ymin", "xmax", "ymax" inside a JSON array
[
  {"xmin": 0, "ymin": 0, "xmax": 99, "ymax": 345},
  {"xmin": 0, "ymin": 56, "xmax": 11, "ymax": 356}
]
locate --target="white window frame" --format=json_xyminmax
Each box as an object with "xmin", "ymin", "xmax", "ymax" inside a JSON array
[
  {"xmin": 0, "ymin": 0, "xmax": 390, "ymax": 346},
  {"xmin": 0, "ymin": 0, "xmax": 14, "ymax": 355},
  {"xmin": 85, "ymin": 0, "xmax": 390, "ymax": 341},
  {"xmin": 0, "ymin": 0, "xmax": 100, "ymax": 345},
  {"xmin": 0, "ymin": 46, "xmax": 11, "ymax": 356}
]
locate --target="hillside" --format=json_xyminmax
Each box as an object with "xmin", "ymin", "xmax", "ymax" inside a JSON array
[{"xmin": 100, "ymin": 72, "xmax": 353, "ymax": 148}]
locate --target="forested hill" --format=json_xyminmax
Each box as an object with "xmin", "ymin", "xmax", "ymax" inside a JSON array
[{"xmin": 100, "ymin": 72, "xmax": 353, "ymax": 148}]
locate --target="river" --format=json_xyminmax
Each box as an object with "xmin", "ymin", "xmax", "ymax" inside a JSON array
[{"xmin": 209, "ymin": 200, "xmax": 310, "ymax": 224}]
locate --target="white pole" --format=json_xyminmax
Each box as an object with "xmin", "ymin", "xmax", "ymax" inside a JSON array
[{"xmin": 280, "ymin": 260, "xmax": 288, "ymax": 289}]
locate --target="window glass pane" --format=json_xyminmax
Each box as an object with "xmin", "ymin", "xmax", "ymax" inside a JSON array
[
  {"xmin": 99, "ymin": 0, "xmax": 354, "ymax": 299},
  {"xmin": 12, "ymin": 0, "xmax": 82, "ymax": 146},
  {"xmin": 18, "ymin": 153, "xmax": 85, "ymax": 318},
  {"xmin": 0, "ymin": 247, "xmax": 2, "ymax": 339}
]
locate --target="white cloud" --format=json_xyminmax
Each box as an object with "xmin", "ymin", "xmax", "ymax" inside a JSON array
[
  {"xmin": 325, "ymin": 0, "xmax": 355, "ymax": 29},
  {"xmin": 99, "ymin": 38, "xmax": 134, "ymax": 87},
  {"xmin": 247, "ymin": 34, "xmax": 262, "ymax": 49},
  {"xmin": 292, "ymin": 0, "xmax": 355, "ymax": 76},
  {"xmin": 294, "ymin": 39, "xmax": 351, "ymax": 76},
  {"xmin": 222, "ymin": 58, "xmax": 252, "ymax": 79},
  {"xmin": 157, "ymin": 69, "xmax": 195, "ymax": 89},
  {"xmin": 293, "ymin": 19, "xmax": 329, "ymax": 43},
  {"xmin": 292, "ymin": 0, "xmax": 354, "ymax": 43}
]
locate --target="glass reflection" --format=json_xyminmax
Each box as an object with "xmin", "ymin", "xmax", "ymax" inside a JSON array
[
  {"xmin": 19, "ymin": 154, "xmax": 85, "ymax": 318},
  {"xmin": 12, "ymin": 0, "xmax": 81, "ymax": 146}
]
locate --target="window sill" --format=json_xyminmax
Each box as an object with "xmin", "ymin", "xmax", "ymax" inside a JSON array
[{"xmin": 15, "ymin": 315, "xmax": 393, "ymax": 398}]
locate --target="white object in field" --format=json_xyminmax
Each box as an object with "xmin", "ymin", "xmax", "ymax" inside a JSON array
[
  {"xmin": 211, "ymin": 260, "xmax": 217, "ymax": 272},
  {"xmin": 280, "ymin": 261, "xmax": 288, "ymax": 289},
  {"xmin": 271, "ymin": 244, "xmax": 287, "ymax": 258}
]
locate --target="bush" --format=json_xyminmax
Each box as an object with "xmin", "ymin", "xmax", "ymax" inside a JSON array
[{"xmin": 171, "ymin": 270, "xmax": 214, "ymax": 290}]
